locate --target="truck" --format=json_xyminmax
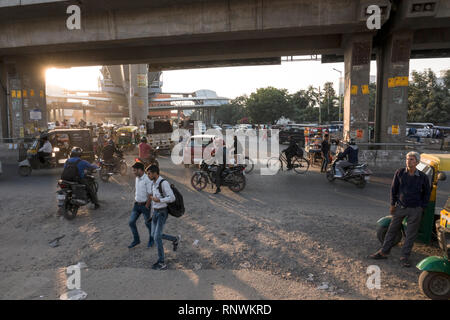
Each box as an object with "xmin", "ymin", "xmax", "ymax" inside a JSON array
[{"xmin": 145, "ymin": 119, "xmax": 174, "ymax": 151}]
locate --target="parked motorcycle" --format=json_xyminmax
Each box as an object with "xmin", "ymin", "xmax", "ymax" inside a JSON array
[
  {"xmin": 191, "ymin": 161, "xmax": 246, "ymax": 192},
  {"xmin": 326, "ymin": 157, "xmax": 372, "ymax": 188},
  {"xmin": 56, "ymin": 169, "xmax": 99, "ymax": 220},
  {"xmin": 98, "ymin": 150, "xmax": 128, "ymax": 182}
]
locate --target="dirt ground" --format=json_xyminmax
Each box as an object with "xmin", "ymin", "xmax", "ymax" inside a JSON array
[{"xmin": 0, "ymin": 153, "xmax": 448, "ymax": 300}]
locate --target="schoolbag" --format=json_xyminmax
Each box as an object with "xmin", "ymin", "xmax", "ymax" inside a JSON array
[
  {"xmin": 61, "ymin": 159, "xmax": 82, "ymax": 182},
  {"xmin": 158, "ymin": 178, "xmax": 185, "ymax": 218}
]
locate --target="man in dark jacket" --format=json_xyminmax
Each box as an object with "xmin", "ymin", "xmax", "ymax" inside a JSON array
[
  {"xmin": 369, "ymin": 151, "xmax": 431, "ymax": 267},
  {"xmin": 283, "ymin": 136, "xmax": 301, "ymax": 170},
  {"xmin": 335, "ymin": 139, "xmax": 359, "ymax": 177},
  {"xmin": 321, "ymin": 134, "xmax": 330, "ymax": 173}
]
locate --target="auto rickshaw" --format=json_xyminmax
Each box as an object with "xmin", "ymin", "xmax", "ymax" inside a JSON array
[
  {"xmin": 376, "ymin": 154, "xmax": 450, "ymax": 246},
  {"xmin": 18, "ymin": 129, "xmax": 95, "ymax": 176},
  {"xmin": 115, "ymin": 126, "xmax": 140, "ymax": 152},
  {"xmin": 416, "ymin": 195, "xmax": 450, "ymax": 300}
]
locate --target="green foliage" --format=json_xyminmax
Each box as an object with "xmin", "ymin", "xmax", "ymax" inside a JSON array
[
  {"xmin": 246, "ymin": 87, "xmax": 294, "ymax": 124},
  {"xmin": 408, "ymin": 69, "xmax": 450, "ymax": 124}
]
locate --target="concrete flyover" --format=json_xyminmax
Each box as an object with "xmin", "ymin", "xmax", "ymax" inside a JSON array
[{"xmin": 0, "ymin": 0, "xmax": 450, "ymax": 143}]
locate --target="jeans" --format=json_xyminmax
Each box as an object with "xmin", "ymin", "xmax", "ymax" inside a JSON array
[
  {"xmin": 129, "ymin": 203, "xmax": 152, "ymax": 242},
  {"xmin": 381, "ymin": 207, "xmax": 423, "ymax": 259},
  {"xmin": 321, "ymin": 153, "xmax": 329, "ymax": 172},
  {"xmin": 151, "ymin": 207, "xmax": 177, "ymax": 263}
]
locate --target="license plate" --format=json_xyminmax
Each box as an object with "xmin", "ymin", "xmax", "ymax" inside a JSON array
[
  {"xmin": 57, "ymin": 194, "xmax": 66, "ymax": 200},
  {"xmin": 364, "ymin": 176, "xmax": 371, "ymax": 181}
]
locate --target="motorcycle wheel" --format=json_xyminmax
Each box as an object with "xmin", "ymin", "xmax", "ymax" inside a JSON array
[
  {"xmin": 419, "ymin": 271, "xmax": 450, "ymax": 300},
  {"xmin": 63, "ymin": 203, "xmax": 79, "ymax": 220},
  {"xmin": 191, "ymin": 173, "xmax": 208, "ymax": 191},
  {"xmin": 93, "ymin": 181, "xmax": 99, "ymax": 193},
  {"xmin": 18, "ymin": 166, "xmax": 32, "ymax": 177},
  {"xmin": 100, "ymin": 168, "xmax": 110, "ymax": 182},
  {"xmin": 229, "ymin": 174, "xmax": 246, "ymax": 192},
  {"xmin": 326, "ymin": 170, "xmax": 335, "ymax": 182},
  {"xmin": 120, "ymin": 162, "xmax": 128, "ymax": 176},
  {"xmin": 356, "ymin": 177, "xmax": 366, "ymax": 188}
]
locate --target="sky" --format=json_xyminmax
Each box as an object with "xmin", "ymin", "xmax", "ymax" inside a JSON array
[{"xmin": 45, "ymin": 57, "xmax": 450, "ymax": 99}]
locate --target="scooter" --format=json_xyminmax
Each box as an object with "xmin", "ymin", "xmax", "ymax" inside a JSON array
[
  {"xmin": 56, "ymin": 169, "xmax": 99, "ymax": 220},
  {"xmin": 326, "ymin": 156, "xmax": 372, "ymax": 188}
]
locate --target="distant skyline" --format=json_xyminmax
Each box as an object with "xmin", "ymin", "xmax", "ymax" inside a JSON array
[{"xmin": 45, "ymin": 57, "xmax": 450, "ymax": 99}]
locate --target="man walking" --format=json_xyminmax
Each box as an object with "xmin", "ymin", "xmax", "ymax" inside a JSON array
[
  {"xmin": 321, "ymin": 133, "xmax": 330, "ymax": 173},
  {"xmin": 369, "ymin": 151, "xmax": 431, "ymax": 267},
  {"xmin": 147, "ymin": 165, "xmax": 180, "ymax": 270},
  {"xmin": 128, "ymin": 162, "xmax": 153, "ymax": 249}
]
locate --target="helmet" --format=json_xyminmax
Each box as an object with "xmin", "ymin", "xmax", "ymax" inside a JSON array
[
  {"xmin": 349, "ymin": 138, "xmax": 356, "ymax": 145},
  {"xmin": 70, "ymin": 147, "xmax": 83, "ymax": 158},
  {"xmin": 141, "ymin": 136, "xmax": 147, "ymax": 143}
]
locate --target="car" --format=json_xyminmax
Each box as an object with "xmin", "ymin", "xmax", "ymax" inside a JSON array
[{"xmin": 279, "ymin": 127, "xmax": 305, "ymax": 146}]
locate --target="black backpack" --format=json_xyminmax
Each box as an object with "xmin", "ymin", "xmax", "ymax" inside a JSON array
[
  {"xmin": 158, "ymin": 179, "xmax": 185, "ymax": 218},
  {"xmin": 61, "ymin": 159, "xmax": 82, "ymax": 181}
]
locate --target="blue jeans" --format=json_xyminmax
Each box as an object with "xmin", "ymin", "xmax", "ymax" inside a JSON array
[
  {"xmin": 151, "ymin": 207, "xmax": 177, "ymax": 263},
  {"xmin": 129, "ymin": 203, "xmax": 152, "ymax": 242}
]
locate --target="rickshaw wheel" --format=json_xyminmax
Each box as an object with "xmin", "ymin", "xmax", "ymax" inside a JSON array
[
  {"xmin": 376, "ymin": 225, "xmax": 402, "ymax": 246},
  {"xmin": 419, "ymin": 271, "xmax": 450, "ymax": 300},
  {"xmin": 18, "ymin": 166, "xmax": 32, "ymax": 177}
]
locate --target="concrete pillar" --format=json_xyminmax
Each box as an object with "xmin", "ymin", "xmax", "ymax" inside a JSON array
[
  {"xmin": 343, "ymin": 33, "xmax": 373, "ymax": 143},
  {"xmin": 375, "ymin": 31, "xmax": 412, "ymax": 144},
  {"xmin": 4, "ymin": 59, "xmax": 47, "ymax": 139},
  {"xmin": 129, "ymin": 64, "xmax": 149, "ymax": 126},
  {"xmin": 0, "ymin": 62, "xmax": 8, "ymax": 140}
]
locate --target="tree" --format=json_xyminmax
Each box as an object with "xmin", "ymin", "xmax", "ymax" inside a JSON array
[
  {"xmin": 215, "ymin": 95, "xmax": 248, "ymax": 124},
  {"xmin": 246, "ymin": 87, "xmax": 293, "ymax": 124}
]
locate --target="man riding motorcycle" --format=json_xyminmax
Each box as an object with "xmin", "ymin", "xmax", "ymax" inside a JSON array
[
  {"xmin": 283, "ymin": 135, "xmax": 302, "ymax": 170},
  {"xmin": 138, "ymin": 136, "xmax": 153, "ymax": 163},
  {"xmin": 62, "ymin": 147, "xmax": 100, "ymax": 209},
  {"xmin": 335, "ymin": 139, "xmax": 359, "ymax": 177},
  {"xmin": 102, "ymin": 139, "xmax": 121, "ymax": 169}
]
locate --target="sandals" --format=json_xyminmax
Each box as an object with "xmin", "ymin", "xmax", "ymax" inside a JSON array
[{"xmin": 368, "ymin": 251, "xmax": 388, "ymax": 260}]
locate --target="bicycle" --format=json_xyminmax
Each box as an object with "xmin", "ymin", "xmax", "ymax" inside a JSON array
[{"xmin": 266, "ymin": 151, "xmax": 309, "ymax": 174}]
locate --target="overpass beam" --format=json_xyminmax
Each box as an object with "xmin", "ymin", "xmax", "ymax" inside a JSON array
[
  {"xmin": 375, "ymin": 31, "xmax": 412, "ymax": 144},
  {"xmin": 343, "ymin": 33, "xmax": 373, "ymax": 143}
]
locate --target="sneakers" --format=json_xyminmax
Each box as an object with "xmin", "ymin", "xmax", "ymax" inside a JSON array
[
  {"xmin": 173, "ymin": 235, "xmax": 181, "ymax": 252},
  {"xmin": 152, "ymin": 262, "xmax": 167, "ymax": 270},
  {"xmin": 128, "ymin": 240, "xmax": 140, "ymax": 249}
]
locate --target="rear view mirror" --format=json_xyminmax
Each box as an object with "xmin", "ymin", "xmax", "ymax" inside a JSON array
[{"xmin": 438, "ymin": 172, "xmax": 447, "ymax": 181}]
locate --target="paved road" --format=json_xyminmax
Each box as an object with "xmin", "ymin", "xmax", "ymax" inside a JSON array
[{"xmin": 0, "ymin": 154, "xmax": 448, "ymax": 300}]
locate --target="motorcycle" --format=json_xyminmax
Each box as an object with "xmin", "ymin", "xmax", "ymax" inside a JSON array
[
  {"xmin": 56, "ymin": 169, "xmax": 99, "ymax": 220},
  {"xmin": 191, "ymin": 160, "xmax": 246, "ymax": 192},
  {"xmin": 326, "ymin": 156, "xmax": 372, "ymax": 188},
  {"xmin": 98, "ymin": 150, "xmax": 128, "ymax": 182}
]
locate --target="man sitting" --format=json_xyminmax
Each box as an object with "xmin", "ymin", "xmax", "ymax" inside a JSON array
[
  {"xmin": 38, "ymin": 136, "xmax": 52, "ymax": 164},
  {"xmin": 335, "ymin": 139, "xmax": 359, "ymax": 177}
]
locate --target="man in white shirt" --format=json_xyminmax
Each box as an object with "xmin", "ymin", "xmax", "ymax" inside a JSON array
[
  {"xmin": 38, "ymin": 136, "xmax": 53, "ymax": 164},
  {"xmin": 147, "ymin": 164, "xmax": 179, "ymax": 270},
  {"xmin": 128, "ymin": 162, "xmax": 153, "ymax": 249}
]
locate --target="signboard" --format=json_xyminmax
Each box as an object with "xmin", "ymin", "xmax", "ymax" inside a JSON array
[
  {"xmin": 361, "ymin": 85, "xmax": 369, "ymax": 95},
  {"xmin": 29, "ymin": 109, "xmax": 42, "ymax": 120},
  {"xmin": 137, "ymin": 74, "xmax": 148, "ymax": 88},
  {"xmin": 391, "ymin": 125, "xmax": 399, "ymax": 135},
  {"xmin": 351, "ymin": 85, "xmax": 358, "ymax": 95},
  {"xmin": 356, "ymin": 129, "xmax": 364, "ymax": 139}
]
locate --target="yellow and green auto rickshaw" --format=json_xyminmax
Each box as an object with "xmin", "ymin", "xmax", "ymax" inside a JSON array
[
  {"xmin": 376, "ymin": 153, "xmax": 450, "ymax": 247},
  {"xmin": 115, "ymin": 126, "xmax": 140, "ymax": 152},
  {"xmin": 18, "ymin": 129, "xmax": 95, "ymax": 176},
  {"xmin": 417, "ymin": 196, "xmax": 450, "ymax": 300}
]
